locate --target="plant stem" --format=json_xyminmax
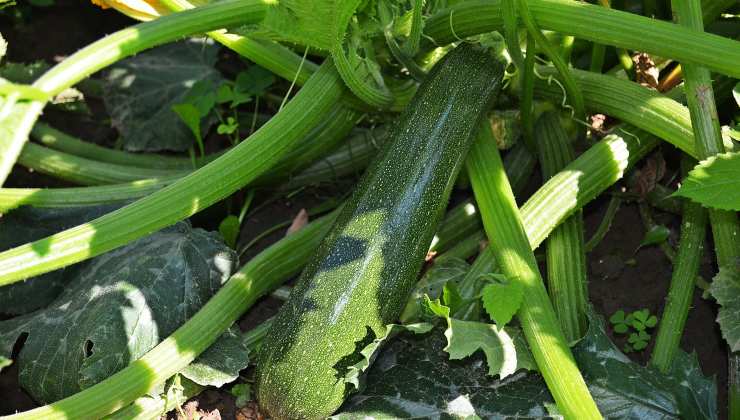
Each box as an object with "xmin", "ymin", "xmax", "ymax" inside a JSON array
[
  {"xmin": 585, "ymin": 195, "xmax": 621, "ymax": 252},
  {"xmin": 671, "ymin": 1, "xmax": 740, "ymax": 417},
  {"xmin": 516, "ymin": 0, "xmax": 585, "ymax": 121},
  {"xmin": 536, "ymin": 112, "xmax": 588, "ymax": 342},
  {"xmin": 424, "ymin": 0, "xmax": 740, "ymax": 79},
  {"xmin": 0, "ymin": 0, "xmax": 268, "ymax": 187},
  {"xmin": 4, "ymin": 208, "xmax": 337, "ymax": 420},
  {"xmin": 649, "ymin": 158, "xmax": 707, "ymax": 373},
  {"xmin": 17, "ymin": 143, "xmax": 189, "ymax": 185},
  {"xmin": 0, "ymin": 124, "xmax": 380, "ymax": 212},
  {"xmin": 467, "ymin": 121, "xmax": 601, "ymax": 419},
  {"xmin": 0, "ymin": 61, "xmax": 346, "ymax": 286},
  {"xmin": 520, "ymin": 34, "xmax": 537, "ymax": 151},
  {"xmin": 30, "ymin": 122, "xmax": 216, "ymax": 169}
]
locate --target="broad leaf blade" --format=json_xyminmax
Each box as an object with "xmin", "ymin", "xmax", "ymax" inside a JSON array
[
  {"xmin": 709, "ymin": 263, "xmax": 740, "ymax": 351},
  {"xmin": 675, "ymin": 152, "xmax": 740, "ymax": 211},
  {"xmin": 335, "ymin": 314, "xmax": 716, "ymax": 419},
  {"xmin": 103, "ymin": 39, "xmax": 223, "ymax": 152},
  {"xmin": 0, "ymin": 222, "xmax": 236, "ymax": 403},
  {"xmin": 180, "ymin": 327, "xmax": 250, "ymax": 388},
  {"xmin": 0, "ymin": 204, "xmax": 121, "ymax": 315}
]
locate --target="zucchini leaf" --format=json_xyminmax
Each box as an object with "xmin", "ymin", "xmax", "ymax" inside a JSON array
[
  {"xmin": 179, "ymin": 326, "xmax": 251, "ymax": 387},
  {"xmin": 0, "ymin": 222, "xmax": 237, "ymax": 403},
  {"xmin": 709, "ymin": 262, "xmax": 740, "ymax": 352},
  {"xmin": 675, "ymin": 152, "xmax": 740, "ymax": 211},
  {"xmin": 334, "ymin": 314, "xmax": 716, "ymax": 419},
  {"xmin": 102, "ymin": 39, "xmax": 224, "ymax": 152},
  {"xmin": 0, "ymin": 204, "xmax": 122, "ymax": 315}
]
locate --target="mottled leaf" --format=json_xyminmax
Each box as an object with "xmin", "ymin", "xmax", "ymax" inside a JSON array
[
  {"xmin": 0, "ymin": 204, "xmax": 121, "ymax": 315},
  {"xmin": 333, "ymin": 328, "xmax": 554, "ymax": 419},
  {"xmin": 0, "ymin": 222, "xmax": 236, "ymax": 403},
  {"xmin": 344, "ymin": 323, "xmax": 433, "ymax": 391},
  {"xmin": 675, "ymin": 152, "xmax": 740, "ymax": 211},
  {"xmin": 335, "ymin": 314, "xmax": 716, "ymax": 419},
  {"xmin": 103, "ymin": 39, "xmax": 224, "ymax": 152},
  {"xmin": 709, "ymin": 263, "xmax": 740, "ymax": 351},
  {"xmin": 180, "ymin": 327, "xmax": 250, "ymax": 387},
  {"xmin": 402, "ymin": 258, "xmax": 469, "ymax": 320}
]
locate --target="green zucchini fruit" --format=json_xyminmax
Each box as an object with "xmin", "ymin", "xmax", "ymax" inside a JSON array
[{"xmin": 256, "ymin": 44, "xmax": 505, "ymax": 419}]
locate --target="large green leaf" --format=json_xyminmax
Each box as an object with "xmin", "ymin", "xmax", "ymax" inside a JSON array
[
  {"xmin": 102, "ymin": 39, "xmax": 224, "ymax": 152},
  {"xmin": 675, "ymin": 152, "xmax": 740, "ymax": 211},
  {"xmin": 334, "ymin": 315, "xmax": 716, "ymax": 419},
  {"xmin": 709, "ymin": 262, "xmax": 740, "ymax": 352},
  {"xmin": 0, "ymin": 204, "xmax": 121, "ymax": 315},
  {"xmin": 0, "ymin": 222, "xmax": 236, "ymax": 403}
]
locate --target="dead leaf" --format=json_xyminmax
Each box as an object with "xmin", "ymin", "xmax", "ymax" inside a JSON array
[
  {"xmin": 236, "ymin": 402, "xmax": 265, "ymax": 420},
  {"xmin": 633, "ymin": 53, "xmax": 659, "ymax": 90},
  {"xmin": 632, "ymin": 153, "xmax": 666, "ymax": 197},
  {"xmin": 286, "ymin": 209, "xmax": 309, "ymax": 236}
]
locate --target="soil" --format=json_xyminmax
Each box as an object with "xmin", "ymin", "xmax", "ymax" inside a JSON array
[{"xmin": 0, "ymin": 2, "xmax": 731, "ymax": 419}]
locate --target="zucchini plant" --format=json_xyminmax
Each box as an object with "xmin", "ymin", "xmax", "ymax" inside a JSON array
[{"xmin": 0, "ymin": 0, "xmax": 739, "ymax": 418}]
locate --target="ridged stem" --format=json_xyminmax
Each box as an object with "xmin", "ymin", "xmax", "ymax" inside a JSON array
[
  {"xmin": 0, "ymin": 61, "xmax": 346, "ymax": 286},
  {"xmin": 671, "ymin": 1, "xmax": 740, "ymax": 417},
  {"xmin": 467, "ymin": 121, "xmax": 601, "ymax": 419},
  {"xmin": 424, "ymin": 0, "xmax": 740, "ymax": 78},
  {"xmin": 536, "ymin": 112, "xmax": 588, "ymax": 342},
  {"xmin": 649, "ymin": 158, "xmax": 707, "ymax": 373},
  {"xmin": 0, "ymin": 0, "xmax": 268, "ymax": 187}
]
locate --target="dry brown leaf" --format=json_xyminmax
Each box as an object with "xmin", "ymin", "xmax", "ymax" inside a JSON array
[{"xmin": 286, "ymin": 209, "xmax": 309, "ymax": 236}]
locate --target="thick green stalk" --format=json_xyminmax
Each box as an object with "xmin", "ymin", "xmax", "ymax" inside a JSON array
[
  {"xmin": 533, "ymin": 66, "xmax": 696, "ymax": 157},
  {"xmin": 30, "ymin": 122, "xmax": 214, "ymax": 169},
  {"xmin": 4, "ymin": 209, "xmax": 338, "ymax": 420},
  {"xmin": 159, "ymin": 0, "xmax": 317, "ymax": 86},
  {"xmin": 650, "ymin": 160, "xmax": 707, "ymax": 373},
  {"xmin": 0, "ymin": 0, "xmax": 268, "ymax": 187},
  {"xmin": 433, "ymin": 143, "xmax": 536, "ymax": 253},
  {"xmin": 671, "ymin": 0, "xmax": 740, "ymax": 269},
  {"xmin": 537, "ymin": 112, "xmax": 588, "ymax": 342},
  {"xmin": 467, "ymin": 122, "xmax": 601, "ymax": 419},
  {"xmin": 516, "ymin": 0, "xmax": 585, "ymax": 121},
  {"xmin": 671, "ymin": 1, "xmax": 740, "ymax": 417},
  {"xmin": 0, "ymin": 61, "xmax": 346, "ymax": 286},
  {"xmin": 0, "ymin": 125, "xmax": 380, "ymax": 212},
  {"xmin": 17, "ymin": 143, "xmax": 189, "ymax": 185},
  {"xmin": 424, "ymin": 0, "xmax": 740, "ymax": 79},
  {"xmin": 520, "ymin": 34, "xmax": 537, "ymax": 151},
  {"xmin": 107, "ymin": 321, "xmax": 271, "ymax": 420}
]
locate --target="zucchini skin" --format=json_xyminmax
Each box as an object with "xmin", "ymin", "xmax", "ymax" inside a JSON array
[{"xmin": 256, "ymin": 45, "xmax": 505, "ymax": 419}]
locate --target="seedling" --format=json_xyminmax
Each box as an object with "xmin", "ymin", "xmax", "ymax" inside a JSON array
[{"xmin": 610, "ymin": 309, "xmax": 658, "ymax": 352}]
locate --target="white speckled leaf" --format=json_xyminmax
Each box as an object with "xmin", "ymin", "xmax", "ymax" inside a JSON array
[
  {"xmin": 0, "ymin": 222, "xmax": 236, "ymax": 403},
  {"xmin": 180, "ymin": 327, "xmax": 251, "ymax": 387},
  {"xmin": 709, "ymin": 262, "xmax": 740, "ymax": 352},
  {"xmin": 334, "ymin": 314, "xmax": 716, "ymax": 419},
  {"xmin": 103, "ymin": 39, "xmax": 223, "ymax": 152},
  {"xmin": 0, "ymin": 205, "xmax": 121, "ymax": 315}
]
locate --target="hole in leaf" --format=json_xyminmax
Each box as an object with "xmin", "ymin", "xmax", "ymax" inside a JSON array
[
  {"xmin": 11, "ymin": 332, "xmax": 28, "ymax": 359},
  {"xmin": 84, "ymin": 340, "xmax": 94, "ymax": 358}
]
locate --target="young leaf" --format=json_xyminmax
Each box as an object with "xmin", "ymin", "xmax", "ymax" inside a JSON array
[
  {"xmin": 172, "ymin": 103, "xmax": 202, "ymax": 149},
  {"xmin": 230, "ymin": 383, "xmax": 252, "ymax": 408},
  {"xmin": 0, "ymin": 222, "xmax": 236, "ymax": 403},
  {"xmin": 675, "ymin": 152, "xmax": 740, "ymax": 211},
  {"xmin": 442, "ymin": 281, "xmax": 464, "ymax": 313},
  {"xmin": 218, "ymin": 215, "xmax": 240, "ymax": 248},
  {"xmin": 103, "ymin": 39, "xmax": 224, "ymax": 152},
  {"xmin": 0, "ymin": 356, "xmax": 10, "ymax": 373},
  {"xmin": 609, "ymin": 309, "xmax": 625, "ymax": 324},
  {"xmin": 480, "ymin": 277, "xmax": 524, "ymax": 327},
  {"xmin": 638, "ymin": 225, "xmax": 671, "ymax": 250},
  {"xmin": 444, "ymin": 318, "xmax": 535, "ymax": 378},
  {"xmin": 613, "ymin": 323, "xmax": 629, "ymax": 334},
  {"xmin": 709, "ymin": 262, "xmax": 740, "ymax": 351}
]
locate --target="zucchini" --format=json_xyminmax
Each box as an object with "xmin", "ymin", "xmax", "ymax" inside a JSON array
[{"xmin": 256, "ymin": 44, "xmax": 505, "ymax": 419}]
